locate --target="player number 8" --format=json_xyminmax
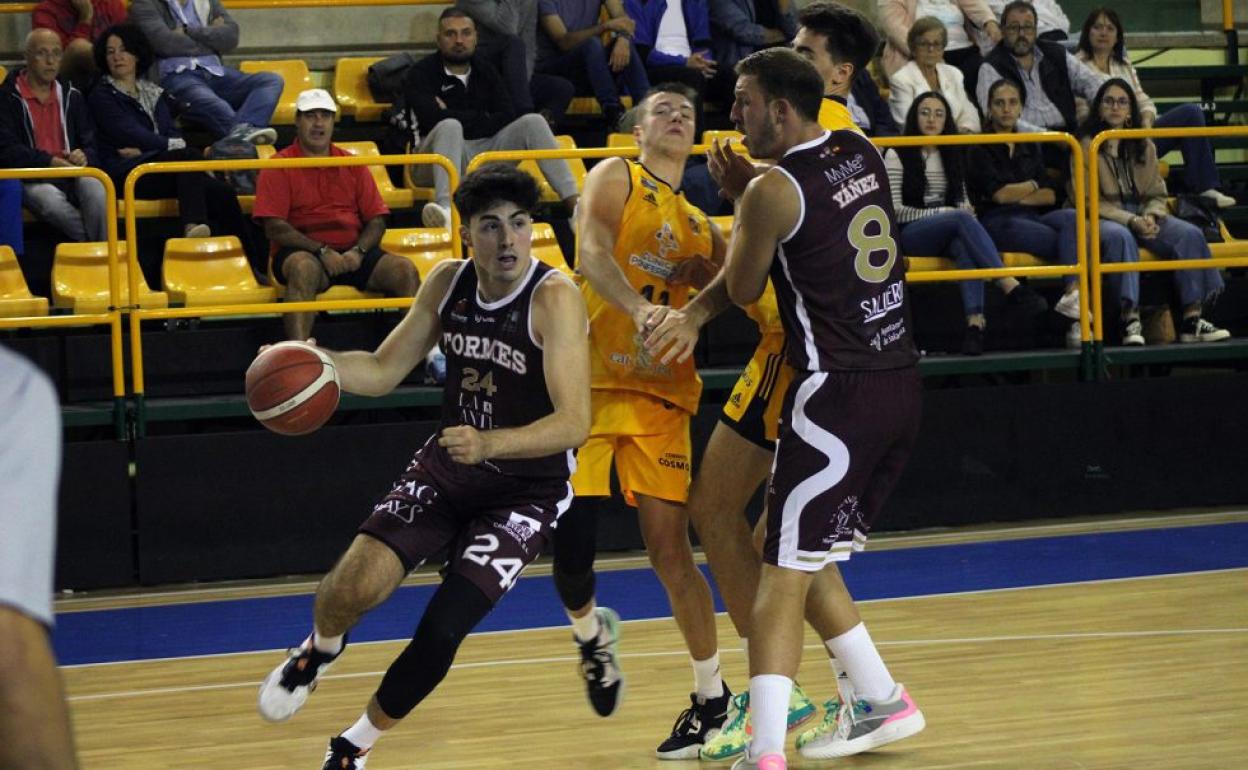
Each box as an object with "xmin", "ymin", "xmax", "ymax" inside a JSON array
[{"xmin": 848, "ymin": 204, "xmax": 898, "ymax": 284}]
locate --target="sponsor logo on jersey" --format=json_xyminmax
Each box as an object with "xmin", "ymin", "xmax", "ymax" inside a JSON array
[
  {"xmin": 823, "ymin": 495, "xmax": 860, "ymax": 543},
  {"xmin": 473, "ymin": 314, "xmax": 497, "ymax": 324},
  {"xmin": 628, "ymin": 252, "xmax": 676, "ymax": 280},
  {"xmin": 640, "ymin": 175, "xmax": 660, "ymax": 192},
  {"xmin": 655, "ymin": 222, "xmax": 679, "ymax": 259},
  {"xmin": 729, "ymin": 391, "xmax": 743, "ymax": 407},
  {"xmin": 831, "ymin": 173, "xmax": 880, "ymax": 209},
  {"xmin": 687, "ymin": 215, "xmax": 702, "ymax": 235},
  {"xmin": 442, "ymin": 331, "xmax": 527, "ymax": 374},
  {"xmin": 658, "ymin": 452, "xmax": 690, "ymax": 471},
  {"xmin": 450, "ymin": 298, "xmax": 469, "ymax": 323},
  {"xmin": 642, "ymin": 191, "xmax": 658, "ymax": 206},
  {"xmin": 860, "ymin": 279, "xmax": 905, "ymax": 323},
  {"xmin": 822, "ymin": 153, "xmax": 866, "ymax": 186}
]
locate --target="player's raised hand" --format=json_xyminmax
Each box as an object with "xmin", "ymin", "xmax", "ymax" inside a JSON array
[
  {"xmin": 644, "ymin": 307, "xmax": 701, "ymax": 365},
  {"xmin": 707, "ymin": 139, "xmax": 759, "ymax": 201},
  {"xmin": 439, "ymin": 425, "xmax": 491, "ymax": 465},
  {"xmin": 668, "ymin": 254, "xmax": 720, "ymax": 290}
]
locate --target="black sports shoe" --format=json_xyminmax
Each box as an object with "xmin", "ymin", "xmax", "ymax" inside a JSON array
[
  {"xmin": 577, "ymin": 607, "xmax": 624, "ymax": 716},
  {"xmin": 961, "ymin": 325, "xmax": 984, "ymax": 356},
  {"xmin": 321, "ymin": 735, "xmax": 369, "ymax": 770},
  {"xmin": 257, "ymin": 634, "xmax": 347, "ymax": 722},
  {"xmin": 655, "ymin": 683, "xmax": 733, "ymax": 760},
  {"xmin": 1005, "ymin": 283, "xmax": 1048, "ymax": 316}
]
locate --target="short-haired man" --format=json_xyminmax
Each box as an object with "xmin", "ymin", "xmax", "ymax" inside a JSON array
[
  {"xmin": 0, "ymin": 29, "xmax": 108, "ymax": 244},
  {"xmin": 723, "ymin": 47, "xmax": 926, "ymax": 769},
  {"xmin": 405, "ymin": 9, "xmax": 581, "ymax": 229},
  {"xmin": 256, "ymin": 164, "xmax": 591, "ymax": 770},
  {"xmin": 976, "ymin": 0, "xmax": 1102, "ymax": 134},
  {"xmin": 253, "ymin": 89, "xmax": 419, "ymax": 341},
  {"xmin": 979, "ymin": 0, "xmax": 1071, "ymax": 46},
  {"xmin": 128, "ymin": 0, "xmax": 282, "ymax": 148},
  {"xmin": 792, "ymin": 1, "xmax": 891, "ymax": 135}
]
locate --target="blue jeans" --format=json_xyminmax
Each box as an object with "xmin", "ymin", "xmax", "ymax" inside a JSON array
[
  {"xmin": 1153, "ymin": 104, "xmax": 1221, "ymax": 193},
  {"xmin": 0, "ymin": 179, "xmax": 22, "ymax": 255},
  {"xmin": 1118, "ymin": 202, "xmax": 1224, "ymax": 307},
  {"xmin": 899, "ymin": 210, "xmax": 1002, "ymax": 315},
  {"xmin": 161, "ymin": 67, "xmax": 283, "ymax": 139},
  {"xmin": 536, "ymin": 38, "xmax": 649, "ymax": 110}
]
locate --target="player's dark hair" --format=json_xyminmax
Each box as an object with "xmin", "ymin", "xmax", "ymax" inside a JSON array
[
  {"xmin": 736, "ymin": 47, "xmax": 824, "ymax": 123},
  {"xmin": 796, "ymin": 1, "xmax": 880, "ymax": 73},
  {"xmin": 453, "ymin": 163, "xmax": 540, "ymax": 222},
  {"xmin": 94, "ymin": 24, "xmax": 154, "ymax": 76},
  {"xmin": 1000, "ymin": 0, "xmax": 1037, "ymax": 27}
]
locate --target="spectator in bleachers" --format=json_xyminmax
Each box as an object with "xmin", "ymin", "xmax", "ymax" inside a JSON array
[
  {"xmin": 969, "ymin": 77, "xmax": 1137, "ymax": 346},
  {"xmin": 0, "ymin": 29, "xmax": 107, "ymax": 244},
  {"xmin": 406, "ymin": 9, "xmax": 581, "ymax": 229},
  {"xmin": 889, "ymin": 16, "xmax": 981, "ymax": 133},
  {"xmin": 128, "ymin": 0, "xmax": 281, "ymax": 153},
  {"xmin": 253, "ymin": 89, "xmax": 419, "ymax": 341},
  {"xmin": 793, "ymin": 2, "xmax": 897, "ymax": 136},
  {"xmin": 886, "ymin": 91, "xmax": 1045, "ymax": 354},
  {"xmin": 456, "ymin": 0, "xmax": 575, "ymax": 126},
  {"xmin": 32, "ymin": 0, "xmax": 126, "ymax": 87},
  {"xmin": 0, "ymin": 181, "xmax": 22, "ymax": 258},
  {"xmin": 88, "ymin": 24, "xmax": 257, "ymax": 252},
  {"xmin": 979, "ymin": 0, "xmax": 1069, "ymax": 44},
  {"xmin": 1074, "ymin": 7, "xmax": 1235, "ymax": 208},
  {"xmin": 1082, "ymin": 78, "xmax": 1230, "ymax": 344},
  {"xmin": 707, "ymin": 0, "xmax": 796, "ymax": 103},
  {"xmin": 536, "ymin": 0, "xmax": 650, "ymax": 130},
  {"xmin": 624, "ymin": 0, "xmax": 724, "ymax": 135},
  {"xmin": 975, "ymin": 0, "xmax": 1103, "ymax": 135},
  {"xmin": 878, "ymin": 0, "xmax": 999, "ymax": 83}
]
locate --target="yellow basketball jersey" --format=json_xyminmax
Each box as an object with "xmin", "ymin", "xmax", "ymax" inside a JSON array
[
  {"xmin": 580, "ymin": 160, "xmax": 712, "ymax": 414},
  {"xmin": 818, "ymin": 96, "xmax": 862, "ymax": 134}
]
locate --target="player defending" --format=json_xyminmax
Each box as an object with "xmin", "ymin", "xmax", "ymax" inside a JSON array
[
  {"xmin": 551, "ymin": 84, "xmax": 734, "ymax": 758},
  {"xmin": 723, "ymin": 49, "xmax": 926, "ymax": 769},
  {"xmin": 255, "ymin": 164, "xmax": 591, "ymax": 770}
]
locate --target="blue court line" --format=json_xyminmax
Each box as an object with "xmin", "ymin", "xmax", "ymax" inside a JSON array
[{"xmin": 53, "ymin": 522, "xmax": 1248, "ymax": 666}]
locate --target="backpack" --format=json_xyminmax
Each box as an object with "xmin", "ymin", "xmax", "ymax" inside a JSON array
[
  {"xmin": 366, "ymin": 52, "xmax": 417, "ymax": 103},
  {"xmin": 1172, "ymin": 194, "xmax": 1225, "ymax": 244},
  {"xmin": 208, "ymin": 137, "xmax": 260, "ymax": 195}
]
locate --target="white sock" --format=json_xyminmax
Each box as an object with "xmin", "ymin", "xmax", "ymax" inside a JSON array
[
  {"xmin": 829, "ymin": 656, "xmax": 855, "ymax": 705},
  {"xmin": 692, "ymin": 652, "xmax": 724, "ymax": 700},
  {"xmin": 340, "ymin": 713, "xmax": 384, "ymax": 750},
  {"xmin": 747, "ymin": 674, "xmax": 792, "ymax": 758},
  {"xmin": 569, "ymin": 603, "xmax": 600, "ymax": 643},
  {"xmin": 312, "ymin": 630, "xmax": 344, "ymax": 656},
  {"xmin": 824, "ymin": 623, "xmax": 895, "ymax": 702}
]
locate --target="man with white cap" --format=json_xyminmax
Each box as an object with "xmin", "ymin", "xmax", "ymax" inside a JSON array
[{"xmin": 253, "ymin": 88, "xmax": 419, "ymax": 341}]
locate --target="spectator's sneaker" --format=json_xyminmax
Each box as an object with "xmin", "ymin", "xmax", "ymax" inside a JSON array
[
  {"xmin": 1066, "ymin": 321, "xmax": 1083, "ymax": 349},
  {"xmin": 1122, "ymin": 318, "xmax": 1145, "ymax": 346},
  {"xmin": 184, "ymin": 223, "xmax": 211, "ymax": 239},
  {"xmin": 729, "ymin": 752, "xmax": 786, "ymax": 770},
  {"xmin": 1179, "ymin": 316, "xmax": 1231, "ymax": 343},
  {"xmin": 1201, "ymin": 188, "xmax": 1236, "ymax": 209},
  {"xmin": 1054, "ymin": 289, "xmax": 1081, "ymax": 321},
  {"xmin": 961, "ymin": 325, "xmax": 984, "ymax": 356},
  {"xmin": 656, "ymin": 684, "xmax": 733, "ymax": 759},
  {"xmin": 321, "ymin": 735, "xmax": 369, "ymax": 770},
  {"xmin": 701, "ymin": 685, "xmax": 817, "ymax": 760},
  {"xmin": 577, "ymin": 606, "xmax": 625, "ymax": 717},
  {"xmin": 229, "ymin": 123, "xmax": 278, "ymax": 145},
  {"xmin": 797, "ymin": 684, "xmax": 925, "ymax": 760},
  {"xmin": 421, "ymin": 203, "xmax": 451, "ymax": 229},
  {"xmin": 1005, "ymin": 283, "xmax": 1048, "ymax": 316},
  {"xmin": 257, "ymin": 635, "xmax": 346, "ymax": 722}
]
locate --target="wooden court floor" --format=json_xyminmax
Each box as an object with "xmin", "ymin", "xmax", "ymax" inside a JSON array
[{"xmin": 61, "ymin": 512, "xmax": 1248, "ymax": 770}]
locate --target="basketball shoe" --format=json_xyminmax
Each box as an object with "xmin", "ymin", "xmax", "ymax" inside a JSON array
[
  {"xmin": 321, "ymin": 735, "xmax": 369, "ymax": 769},
  {"xmin": 699, "ymin": 684, "xmax": 818, "ymax": 760},
  {"xmin": 655, "ymin": 683, "xmax": 733, "ymax": 759},
  {"xmin": 796, "ymin": 684, "xmax": 925, "ymax": 760},
  {"xmin": 729, "ymin": 752, "xmax": 786, "ymax": 769},
  {"xmin": 257, "ymin": 634, "xmax": 346, "ymax": 722},
  {"xmin": 578, "ymin": 606, "xmax": 624, "ymax": 717}
]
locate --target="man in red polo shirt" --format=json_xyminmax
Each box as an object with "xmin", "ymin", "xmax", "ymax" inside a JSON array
[{"xmin": 253, "ymin": 88, "xmax": 419, "ymax": 341}]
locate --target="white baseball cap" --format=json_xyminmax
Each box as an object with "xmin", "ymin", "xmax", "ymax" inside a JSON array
[{"xmin": 295, "ymin": 88, "xmax": 338, "ymax": 114}]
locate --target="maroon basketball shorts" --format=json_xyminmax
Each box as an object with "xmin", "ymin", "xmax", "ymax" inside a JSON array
[
  {"xmin": 763, "ymin": 366, "xmax": 921, "ymax": 572},
  {"xmin": 360, "ymin": 438, "xmax": 574, "ymax": 603}
]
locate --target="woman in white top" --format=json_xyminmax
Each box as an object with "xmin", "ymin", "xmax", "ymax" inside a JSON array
[
  {"xmin": 889, "ymin": 16, "xmax": 981, "ymax": 133},
  {"xmin": 878, "ymin": 0, "xmax": 999, "ymax": 80},
  {"xmin": 1074, "ymin": 6, "xmax": 1234, "ymax": 208},
  {"xmin": 884, "ymin": 91, "xmax": 1045, "ymax": 354}
]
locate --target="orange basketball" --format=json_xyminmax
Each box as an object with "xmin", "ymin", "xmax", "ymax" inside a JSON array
[{"xmin": 245, "ymin": 342, "xmax": 340, "ymax": 436}]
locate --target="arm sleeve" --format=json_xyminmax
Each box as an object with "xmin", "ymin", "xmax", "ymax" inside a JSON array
[
  {"xmin": 185, "ymin": 0, "xmax": 241, "ymax": 54},
  {"xmin": 956, "ymin": 0, "xmax": 995, "ymax": 29},
  {"xmin": 89, "ymin": 89, "xmax": 170, "ymax": 154},
  {"xmin": 877, "ymin": 0, "xmax": 911, "ymax": 56},
  {"xmin": 68, "ymin": 93, "xmax": 101, "ymax": 167},
  {"xmin": 128, "ymin": 0, "xmax": 210, "ymax": 58},
  {"xmin": 0, "ymin": 107, "xmax": 54, "ymax": 168},
  {"xmin": 888, "ymin": 68, "xmax": 915, "ymax": 129},
  {"xmin": 1067, "ymin": 53, "xmax": 1107, "ymax": 102},
  {"xmin": 457, "ymin": 0, "xmax": 521, "ymax": 35},
  {"xmin": 1124, "ymin": 60, "xmax": 1157, "ymax": 123},
  {"xmin": 966, "ymin": 146, "xmax": 1005, "ymax": 202},
  {"xmin": 709, "ymin": 0, "xmax": 766, "ymax": 46}
]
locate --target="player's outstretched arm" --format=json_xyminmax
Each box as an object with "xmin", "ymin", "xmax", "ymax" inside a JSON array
[
  {"xmin": 725, "ymin": 170, "xmax": 798, "ymax": 306},
  {"xmin": 577, "ymin": 157, "xmax": 661, "ymax": 332},
  {"xmin": 439, "ymin": 275, "xmax": 590, "ymax": 464},
  {"xmin": 327, "ymin": 260, "xmax": 459, "ymax": 397}
]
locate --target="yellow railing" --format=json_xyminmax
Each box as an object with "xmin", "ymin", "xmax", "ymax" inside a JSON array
[
  {"xmin": 1225, "ymin": 0, "xmax": 1235, "ymax": 32},
  {"xmin": 1087, "ymin": 126, "xmax": 1248, "ymax": 343},
  {"xmin": 0, "ymin": 166, "xmax": 127, "ymax": 433},
  {"xmin": 123, "ymin": 152, "xmax": 458, "ymax": 403},
  {"xmin": 470, "ymin": 131, "xmax": 1092, "ymax": 345}
]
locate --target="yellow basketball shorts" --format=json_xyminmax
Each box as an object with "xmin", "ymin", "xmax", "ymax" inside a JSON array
[
  {"xmin": 719, "ymin": 333, "xmax": 792, "ymax": 449},
  {"xmin": 571, "ymin": 389, "xmax": 692, "ymax": 506}
]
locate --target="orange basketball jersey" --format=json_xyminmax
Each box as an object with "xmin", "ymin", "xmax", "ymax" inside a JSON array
[{"xmin": 580, "ymin": 160, "xmax": 713, "ymax": 414}]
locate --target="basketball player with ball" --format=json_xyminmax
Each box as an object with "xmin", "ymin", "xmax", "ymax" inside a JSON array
[{"xmin": 254, "ymin": 163, "xmax": 591, "ymax": 770}]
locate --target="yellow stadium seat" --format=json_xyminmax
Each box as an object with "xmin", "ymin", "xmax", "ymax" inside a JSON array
[
  {"xmin": 162, "ymin": 236, "xmax": 278, "ymax": 307},
  {"xmin": 52, "ymin": 241, "xmax": 168, "ymax": 313},
  {"xmin": 567, "ymin": 95, "xmax": 632, "ymax": 116},
  {"xmin": 334, "ymin": 57, "xmax": 389, "ymax": 122},
  {"xmin": 337, "ymin": 141, "xmax": 417, "ymax": 209},
  {"xmin": 0, "ymin": 245, "xmax": 49, "ymax": 318},
  {"xmin": 531, "ymin": 223, "xmax": 572, "ymax": 274},
  {"xmin": 380, "ymin": 227, "xmax": 458, "ymax": 281},
  {"xmin": 516, "ymin": 135, "xmax": 587, "ymax": 202},
  {"xmin": 0, "ymin": 66, "xmax": 6, "ymax": 83},
  {"xmin": 239, "ymin": 59, "xmax": 314, "ymax": 125},
  {"xmin": 607, "ymin": 132, "xmax": 637, "ymax": 148},
  {"xmin": 702, "ymin": 130, "xmax": 744, "ymax": 145}
]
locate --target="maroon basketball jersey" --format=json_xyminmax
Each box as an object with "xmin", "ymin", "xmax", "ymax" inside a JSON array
[
  {"xmin": 770, "ymin": 130, "xmax": 919, "ymax": 372},
  {"xmin": 437, "ymin": 258, "xmax": 574, "ymax": 479}
]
